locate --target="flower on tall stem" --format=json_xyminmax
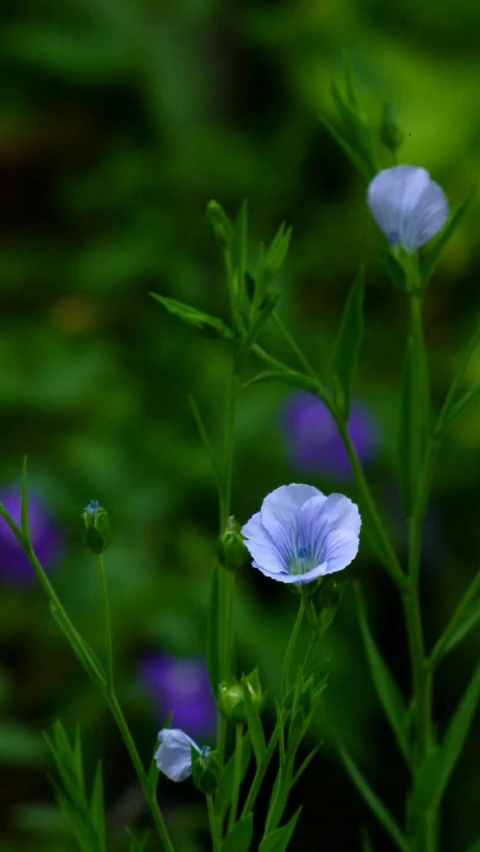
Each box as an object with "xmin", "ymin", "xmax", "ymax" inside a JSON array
[
  {"xmin": 0, "ymin": 485, "xmax": 64, "ymax": 586},
  {"xmin": 241, "ymin": 484, "xmax": 361, "ymax": 584},
  {"xmin": 367, "ymin": 165, "xmax": 448, "ymax": 251},
  {"xmin": 281, "ymin": 393, "xmax": 379, "ymax": 479}
]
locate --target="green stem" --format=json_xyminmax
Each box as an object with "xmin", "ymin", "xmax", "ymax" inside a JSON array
[
  {"xmin": 403, "ymin": 297, "xmax": 436, "ymax": 852},
  {"xmin": 106, "ymin": 693, "xmax": 175, "ymax": 852},
  {"xmin": 428, "ymin": 570, "xmax": 480, "ymax": 670},
  {"xmin": 207, "ymin": 793, "xmax": 221, "ymax": 852},
  {"xmin": 281, "ymin": 598, "xmax": 305, "ymax": 698},
  {"xmin": 96, "ymin": 553, "xmax": 114, "ymax": 691},
  {"xmin": 241, "ymin": 727, "xmax": 279, "ymax": 818},
  {"xmin": 228, "ymin": 724, "xmax": 244, "ymax": 831},
  {"xmin": 434, "ymin": 312, "xmax": 480, "ymax": 438}
]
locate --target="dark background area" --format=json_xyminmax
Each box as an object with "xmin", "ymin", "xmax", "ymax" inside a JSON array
[{"xmin": 0, "ymin": 0, "xmax": 479, "ymax": 849}]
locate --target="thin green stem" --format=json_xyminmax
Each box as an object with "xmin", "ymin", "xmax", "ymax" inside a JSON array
[
  {"xmin": 336, "ymin": 421, "xmax": 408, "ymax": 593},
  {"xmin": 228, "ymin": 724, "xmax": 244, "ymax": 831},
  {"xmin": 403, "ymin": 297, "xmax": 436, "ymax": 852},
  {"xmin": 281, "ymin": 598, "xmax": 305, "ymax": 698},
  {"xmin": 96, "ymin": 553, "xmax": 114, "ymax": 691},
  {"xmin": 207, "ymin": 793, "xmax": 221, "ymax": 852},
  {"xmin": 106, "ymin": 693, "xmax": 175, "ymax": 852},
  {"xmin": 241, "ymin": 727, "xmax": 279, "ymax": 818},
  {"xmin": 428, "ymin": 570, "xmax": 480, "ymax": 670},
  {"xmin": 434, "ymin": 312, "xmax": 480, "ymax": 438}
]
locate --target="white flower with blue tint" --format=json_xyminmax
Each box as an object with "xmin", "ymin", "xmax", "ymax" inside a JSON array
[
  {"xmin": 241, "ymin": 484, "xmax": 361, "ymax": 584},
  {"xmin": 155, "ymin": 728, "xmax": 209, "ymax": 782},
  {"xmin": 367, "ymin": 165, "xmax": 448, "ymax": 252}
]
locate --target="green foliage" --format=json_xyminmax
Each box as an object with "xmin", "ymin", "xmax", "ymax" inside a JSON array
[
  {"xmin": 258, "ymin": 808, "xmax": 302, "ymax": 852},
  {"xmin": 332, "ymin": 266, "xmax": 365, "ymax": 420},
  {"xmin": 220, "ymin": 814, "xmax": 254, "ymax": 852},
  {"xmin": 44, "ymin": 721, "xmax": 106, "ymax": 852}
]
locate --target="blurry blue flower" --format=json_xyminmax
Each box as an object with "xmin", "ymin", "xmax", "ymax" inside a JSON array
[
  {"xmin": 367, "ymin": 165, "xmax": 448, "ymax": 251},
  {"xmin": 139, "ymin": 654, "xmax": 216, "ymax": 736},
  {"xmin": 282, "ymin": 393, "xmax": 379, "ymax": 479},
  {"xmin": 0, "ymin": 485, "xmax": 64, "ymax": 587},
  {"xmin": 155, "ymin": 728, "xmax": 209, "ymax": 782},
  {"xmin": 242, "ymin": 484, "xmax": 361, "ymax": 584},
  {"xmin": 83, "ymin": 499, "xmax": 99, "ymax": 514}
]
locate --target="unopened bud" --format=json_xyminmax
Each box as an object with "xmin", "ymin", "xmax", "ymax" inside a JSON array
[
  {"xmin": 206, "ymin": 200, "xmax": 234, "ymax": 249},
  {"xmin": 217, "ymin": 516, "xmax": 247, "ymax": 571},
  {"xmin": 192, "ymin": 747, "xmax": 220, "ymax": 794},
  {"xmin": 380, "ymin": 100, "xmax": 404, "ymax": 154},
  {"xmin": 218, "ymin": 670, "xmax": 266, "ymax": 723},
  {"xmin": 83, "ymin": 500, "xmax": 110, "ymax": 554}
]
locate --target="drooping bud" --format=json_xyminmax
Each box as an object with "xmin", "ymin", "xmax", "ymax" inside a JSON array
[
  {"xmin": 191, "ymin": 746, "xmax": 220, "ymax": 794},
  {"xmin": 217, "ymin": 516, "xmax": 247, "ymax": 571},
  {"xmin": 82, "ymin": 500, "xmax": 110, "ymax": 554},
  {"xmin": 379, "ymin": 99, "xmax": 404, "ymax": 154},
  {"xmin": 218, "ymin": 669, "xmax": 266, "ymax": 723}
]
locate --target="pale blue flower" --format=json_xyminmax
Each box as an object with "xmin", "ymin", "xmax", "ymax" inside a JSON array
[
  {"xmin": 367, "ymin": 165, "xmax": 448, "ymax": 251},
  {"xmin": 83, "ymin": 499, "xmax": 99, "ymax": 515},
  {"xmin": 155, "ymin": 728, "xmax": 210, "ymax": 782},
  {"xmin": 241, "ymin": 484, "xmax": 361, "ymax": 584}
]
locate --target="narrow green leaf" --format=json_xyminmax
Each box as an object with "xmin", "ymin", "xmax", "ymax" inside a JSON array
[
  {"xmin": 379, "ymin": 248, "xmax": 408, "ymax": 292},
  {"xmin": 291, "ymin": 743, "xmax": 322, "ymax": 787},
  {"xmin": 150, "ymin": 293, "xmax": 233, "ymax": 341},
  {"xmin": 221, "ymin": 813, "xmax": 254, "ymax": 852},
  {"xmin": 258, "ymin": 807, "xmax": 302, "ymax": 852},
  {"xmin": 90, "ymin": 764, "xmax": 106, "ymax": 852},
  {"xmin": 441, "ymin": 381, "xmax": 480, "ymax": 435},
  {"xmin": 355, "ymin": 586, "xmax": 410, "ymax": 765},
  {"xmin": 246, "ymin": 368, "xmax": 322, "ymax": 396},
  {"xmin": 188, "ymin": 395, "xmax": 223, "ymax": 500},
  {"xmin": 420, "ymin": 186, "xmax": 475, "ymax": 292},
  {"xmin": 231, "ymin": 200, "xmax": 248, "ymax": 298},
  {"xmin": 463, "ymin": 839, "xmax": 480, "ymax": 852},
  {"xmin": 241, "ymin": 677, "xmax": 266, "ymax": 766},
  {"xmin": 360, "ymin": 826, "xmax": 375, "ymax": 852},
  {"xmin": 414, "ymin": 661, "xmax": 480, "ymax": 810},
  {"xmin": 235, "ymin": 292, "xmax": 282, "ymax": 369},
  {"xmin": 215, "ymin": 733, "xmax": 252, "ymax": 818},
  {"xmin": 206, "ymin": 567, "xmax": 221, "ymax": 698},
  {"xmin": 321, "ymin": 118, "xmax": 374, "ymax": 182},
  {"xmin": 146, "ymin": 749, "xmax": 160, "ymax": 798},
  {"xmin": 332, "ymin": 266, "xmax": 365, "ymax": 419},
  {"xmin": 443, "ymin": 598, "xmax": 480, "ymax": 655},
  {"xmin": 339, "ymin": 746, "xmax": 407, "ymax": 852}
]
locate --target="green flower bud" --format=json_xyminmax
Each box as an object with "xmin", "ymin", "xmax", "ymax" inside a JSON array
[
  {"xmin": 206, "ymin": 200, "xmax": 234, "ymax": 249},
  {"xmin": 379, "ymin": 100, "xmax": 404, "ymax": 154},
  {"xmin": 191, "ymin": 746, "xmax": 220, "ymax": 794},
  {"xmin": 217, "ymin": 516, "xmax": 247, "ymax": 571},
  {"xmin": 82, "ymin": 500, "xmax": 110, "ymax": 554},
  {"xmin": 218, "ymin": 670, "xmax": 266, "ymax": 723},
  {"xmin": 316, "ymin": 575, "xmax": 347, "ymax": 634}
]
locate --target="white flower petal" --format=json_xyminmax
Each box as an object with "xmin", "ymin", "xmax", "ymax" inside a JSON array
[
  {"xmin": 155, "ymin": 728, "xmax": 199, "ymax": 782},
  {"xmin": 367, "ymin": 165, "xmax": 448, "ymax": 251},
  {"xmin": 241, "ymin": 512, "xmax": 288, "ymax": 574},
  {"xmin": 323, "ymin": 529, "xmax": 360, "ymax": 574}
]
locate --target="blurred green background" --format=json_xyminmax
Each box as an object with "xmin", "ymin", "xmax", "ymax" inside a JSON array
[{"xmin": 1, "ymin": 0, "xmax": 479, "ymax": 849}]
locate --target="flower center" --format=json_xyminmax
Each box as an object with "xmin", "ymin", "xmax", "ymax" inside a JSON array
[{"xmin": 290, "ymin": 543, "xmax": 312, "ymax": 575}]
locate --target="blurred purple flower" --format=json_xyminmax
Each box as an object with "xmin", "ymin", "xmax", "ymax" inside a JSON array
[
  {"xmin": 0, "ymin": 485, "xmax": 64, "ymax": 587},
  {"xmin": 282, "ymin": 393, "xmax": 379, "ymax": 479},
  {"xmin": 139, "ymin": 654, "xmax": 216, "ymax": 737}
]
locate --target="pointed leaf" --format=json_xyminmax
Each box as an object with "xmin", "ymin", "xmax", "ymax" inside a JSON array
[
  {"xmin": 355, "ymin": 586, "xmax": 410, "ymax": 765},
  {"xmin": 231, "ymin": 200, "xmax": 248, "ymax": 298},
  {"xmin": 146, "ymin": 749, "xmax": 160, "ymax": 798},
  {"xmin": 215, "ymin": 732, "xmax": 252, "ymax": 817},
  {"xmin": 125, "ymin": 828, "xmax": 149, "ymax": 851},
  {"xmin": 258, "ymin": 807, "xmax": 302, "ymax": 852},
  {"xmin": 241, "ymin": 677, "xmax": 266, "ymax": 767},
  {"xmin": 420, "ymin": 186, "xmax": 475, "ymax": 292},
  {"xmin": 150, "ymin": 293, "xmax": 233, "ymax": 341},
  {"xmin": 340, "ymin": 747, "xmax": 407, "ymax": 852},
  {"xmin": 443, "ymin": 598, "xmax": 480, "ymax": 655},
  {"xmin": 188, "ymin": 395, "xmax": 222, "ymax": 500},
  {"xmin": 291, "ymin": 743, "xmax": 322, "ymax": 787},
  {"xmin": 414, "ymin": 661, "xmax": 480, "ymax": 810},
  {"xmin": 221, "ymin": 813, "xmax": 254, "ymax": 852},
  {"xmin": 90, "ymin": 764, "xmax": 106, "ymax": 852},
  {"xmin": 332, "ymin": 266, "xmax": 365, "ymax": 419},
  {"xmin": 235, "ymin": 292, "xmax": 282, "ymax": 369},
  {"xmin": 246, "ymin": 368, "xmax": 322, "ymax": 396},
  {"xmin": 321, "ymin": 118, "xmax": 374, "ymax": 182},
  {"xmin": 441, "ymin": 381, "xmax": 480, "ymax": 436}
]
